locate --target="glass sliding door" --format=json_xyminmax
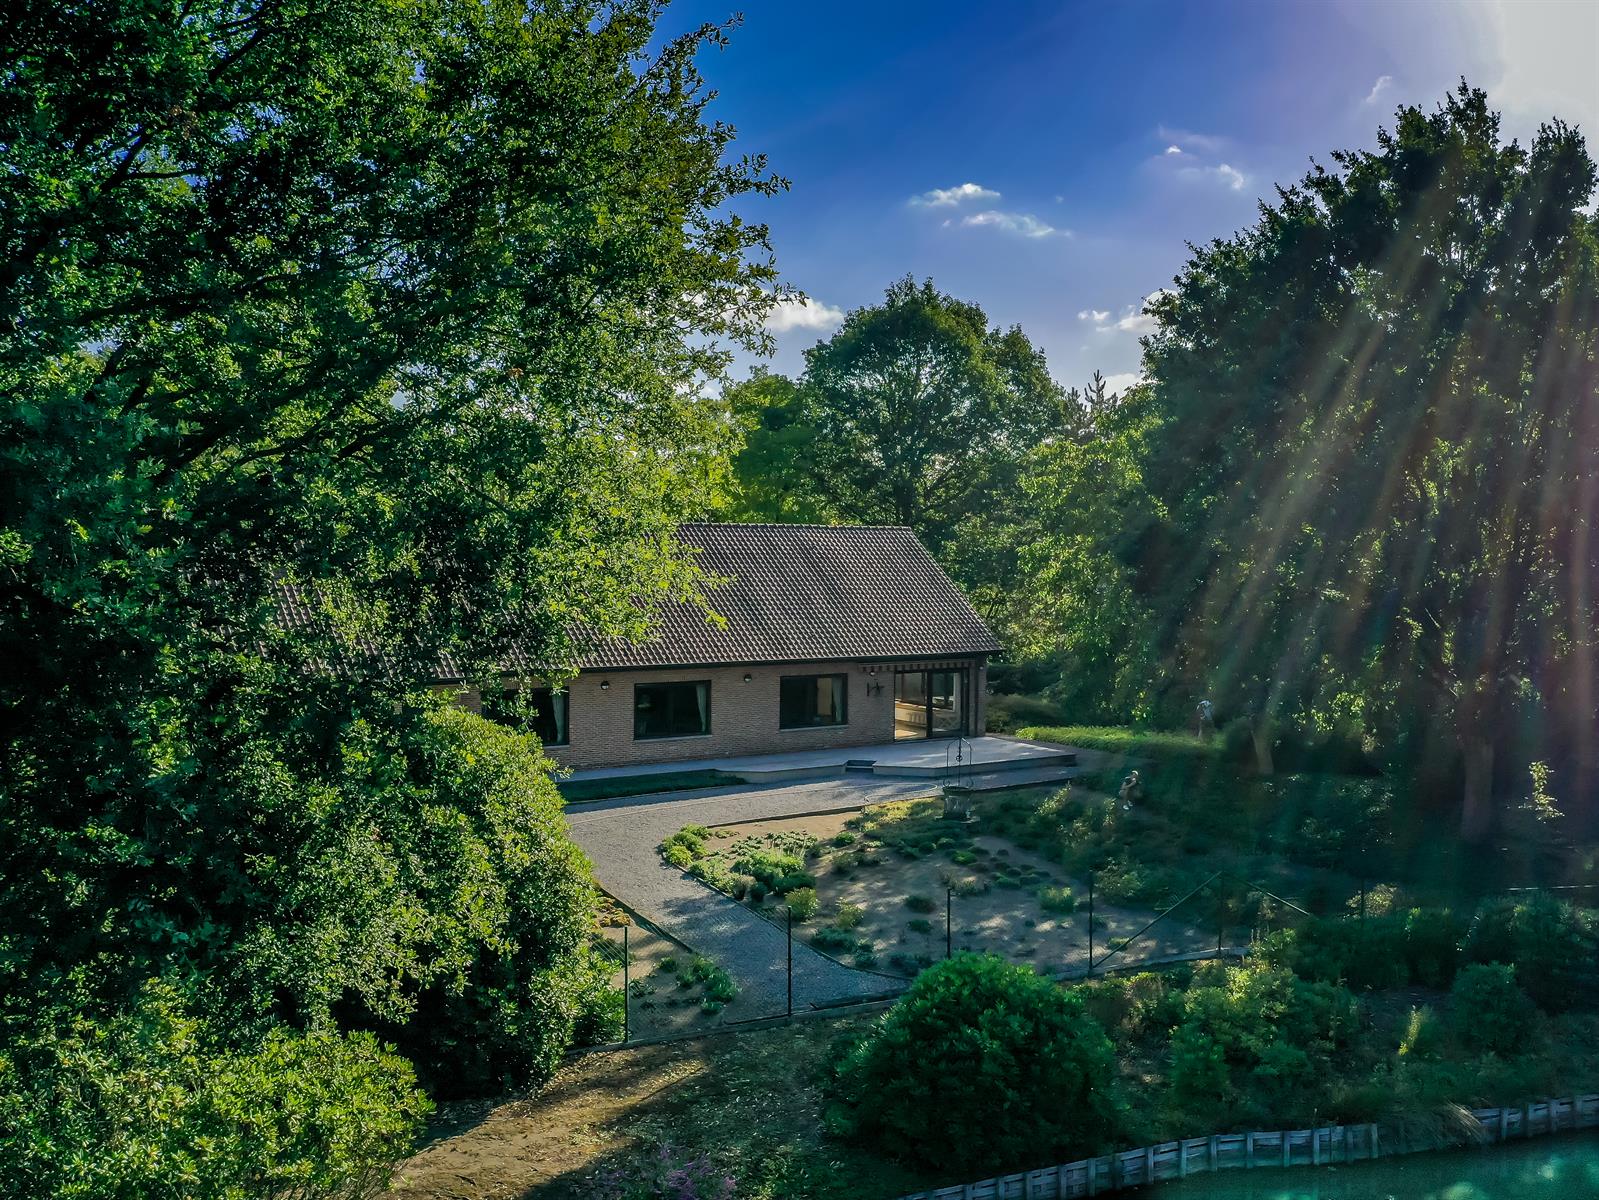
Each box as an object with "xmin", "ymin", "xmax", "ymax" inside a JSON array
[
  {"xmin": 929, "ymin": 669, "xmax": 967, "ymax": 737},
  {"xmin": 893, "ymin": 670, "xmax": 929, "ymax": 739},
  {"xmin": 894, "ymin": 667, "xmax": 970, "ymax": 739}
]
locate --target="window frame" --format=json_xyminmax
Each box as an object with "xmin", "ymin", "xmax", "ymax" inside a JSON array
[
  {"xmin": 632, "ymin": 679, "xmax": 713, "ymax": 741},
  {"xmin": 778, "ymin": 672, "xmax": 850, "ymax": 730}
]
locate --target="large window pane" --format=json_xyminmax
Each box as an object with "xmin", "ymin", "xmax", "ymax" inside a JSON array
[
  {"xmin": 634, "ymin": 680, "xmax": 712, "ymax": 739},
  {"xmin": 482, "ymin": 685, "xmax": 568, "ymax": 746},
  {"xmin": 779, "ymin": 674, "xmax": 848, "ymax": 728}
]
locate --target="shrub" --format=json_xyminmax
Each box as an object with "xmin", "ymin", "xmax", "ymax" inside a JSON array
[
  {"xmin": 1464, "ymin": 897, "xmax": 1597, "ymax": 1010},
  {"xmin": 684, "ymin": 957, "xmax": 737, "ymax": 1004},
  {"xmin": 906, "ymin": 918, "xmax": 933, "ymax": 934},
  {"xmin": 1398, "ymin": 1005, "xmax": 1444, "ymax": 1060},
  {"xmin": 827, "ymin": 955, "xmax": 1123, "ymax": 1175},
  {"xmin": 785, "ymin": 888, "xmax": 819, "ymax": 921},
  {"xmin": 1037, "ymin": 885, "xmax": 1076, "ymax": 915},
  {"xmin": 834, "ymin": 901, "xmax": 865, "ymax": 929},
  {"xmin": 0, "ymin": 983, "xmax": 429, "ymax": 1199},
  {"xmin": 832, "ymin": 831, "xmax": 858, "ymax": 847},
  {"xmin": 1451, "ymin": 963, "xmax": 1535, "ymax": 1054},
  {"xmin": 732, "ymin": 849, "xmax": 805, "ymax": 889},
  {"xmin": 1402, "ymin": 908, "xmax": 1466, "ymax": 989},
  {"xmin": 905, "ymin": 894, "xmax": 937, "ymax": 914},
  {"xmin": 773, "ymin": 871, "xmax": 816, "ymax": 894},
  {"xmin": 658, "ymin": 956, "xmax": 679, "ymax": 975},
  {"xmin": 812, "ymin": 927, "xmax": 862, "ymax": 954}
]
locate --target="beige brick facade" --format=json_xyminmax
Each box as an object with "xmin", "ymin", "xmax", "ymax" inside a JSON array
[{"xmin": 481, "ymin": 656, "xmax": 988, "ymax": 770}]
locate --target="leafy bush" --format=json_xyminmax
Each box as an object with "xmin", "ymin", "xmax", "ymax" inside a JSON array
[
  {"xmin": 985, "ymin": 693, "xmax": 1069, "ymax": 734},
  {"xmin": 661, "ymin": 826, "xmax": 711, "ymax": 862},
  {"xmin": 773, "ymin": 871, "xmax": 817, "ymax": 894},
  {"xmin": 1399, "ymin": 1005, "xmax": 1445, "ymax": 1060},
  {"xmin": 906, "ymin": 918, "xmax": 933, "ymax": 934},
  {"xmin": 0, "ymin": 983, "xmax": 429, "ymax": 1199},
  {"xmin": 1464, "ymin": 897, "xmax": 1597, "ymax": 1011},
  {"xmin": 1402, "ymin": 908, "xmax": 1466, "ymax": 989},
  {"xmin": 904, "ymin": 894, "xmax": 937, "ymax": 914},
  {"xmin": 733, "ymin": 849, "xmax": 806, "ymax": 889},
  {"xmin": 832, "ymin": 831, "xmax": 858, "ymax": 847},
  {"xmin": 811, "ymin": 927, "xmax": 863, "ymax": 955},
  {"xmin": 1167, "ymin": 963, "xmax": 1357, "ymax": 1111},
  {"xmin": 834, "ymin": 901, "xmax": 865, "ymax": 929},
  {"xmin": 785, "ymin": 888, "xmax": 819, "ymax": 921},
  {"xmin": 683, "ymin": 958, "xmax": 737, "ymax": 1005},
  {"xmin": 1263, "ymin": 916, "xmax": 1409, "ymax": 991},
  {"xmin": 827, "ymin": 955, "xmax": 1124, "ymax": 1175},
  {"xmin": 663, "ymin": 843, "xmax": 695, "ymax": 870},
  {"xmin": 1037, "ymin": 885, "xmax": 1076, "ymax": 915},
  {"xmin": 1451, "ymin": 963, "xmax": 1535, "ymax": 1054}
]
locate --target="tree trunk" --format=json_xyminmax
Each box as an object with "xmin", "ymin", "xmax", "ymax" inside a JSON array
[
  {"xmin": 1460, "ymin": 740, "xmax": 1495, "ymax": 843},
  {"xmin": 1251, "ymin": 723, "xmax": 1275, "ymax": 775}
]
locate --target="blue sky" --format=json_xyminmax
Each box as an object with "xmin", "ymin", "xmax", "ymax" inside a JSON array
[{"xmin": 659, "ymin": 0, "xmax": 1599, "ymax": 393}]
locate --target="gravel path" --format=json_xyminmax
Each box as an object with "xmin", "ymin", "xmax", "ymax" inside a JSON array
[{"xmin": 567, "ymin": 777, "xmax": 934, "ymax": 1014}]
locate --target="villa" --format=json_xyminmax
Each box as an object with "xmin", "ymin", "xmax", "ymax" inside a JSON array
[{"xmin": 475, "ymin": 522, "xmax": 1003, "ymax": 770}]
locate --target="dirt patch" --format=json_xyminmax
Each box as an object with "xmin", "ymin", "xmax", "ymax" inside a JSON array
[{"xmin": 384, "ymin": 1017, "xmax": 926, "ymax": 1200}]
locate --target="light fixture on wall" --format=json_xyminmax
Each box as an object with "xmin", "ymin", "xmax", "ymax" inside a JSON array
[
  {"xmin": 743, "ymin": 673, "xmax": 752, "ymax": 683},
  {"xmin": 599, "ymin": 679, "xmax": 610, "ymax": 691}
]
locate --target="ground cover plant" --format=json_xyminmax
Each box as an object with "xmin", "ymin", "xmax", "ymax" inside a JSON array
[{"xmin": 656, "ymin": 802, "xmax": 1217, "ymax": 976}]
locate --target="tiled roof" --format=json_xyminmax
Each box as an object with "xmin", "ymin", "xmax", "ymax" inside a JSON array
[
  {"xmin": 577, "ymin": 523, "xmax": 1001, "ymax": 670},
  {"xmin": 272, "ymin": 523, "xmax": 1000, "ymax": 679}
]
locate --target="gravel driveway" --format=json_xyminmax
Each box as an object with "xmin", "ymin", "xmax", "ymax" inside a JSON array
[{"xmin": 566, "ymin": 777, "xmax": 934, "ymax": 1014}]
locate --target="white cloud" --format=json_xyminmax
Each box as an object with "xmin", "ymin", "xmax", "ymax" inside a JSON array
[
  {"xmin": 910, "ymin": 182, "xmax": 1001, "ymax": 208},
  {"xmin": 1080, "ymin": 290, "xmax": 1172, "ymax": 336},
  {"xmin": 1156, "ymin": 125, "xmax": 1227, "ymax": 153},
  {"xmin": 1177, "ymin": 161, "xmax": 1248, "ymax": 191},
  {"xmin": 959, "ymin": 210, "xmax": 1062, "ymax": 238},
  {"xmin": 763, "ymin": 296, "xmax": 845, "ymax": 334},
  {"xmin": 1364, "ymin": 74, "xmax": 1395, "ymax": 106},
  {"xmin": 1164, "ymin": 145, "xmax": 1183, "ymax": 155},
  {"xmin": 1101, "ymin": 372, "xmax": 1144, "ymax": 394}
]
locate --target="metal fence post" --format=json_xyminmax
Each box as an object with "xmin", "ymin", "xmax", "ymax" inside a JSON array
[
  {"xmin": 1087, "ymin": 874, "xmax": 1095, "ymax": 978},
  {"xmin": 946, "ymin": 887, "xmax": 953, "ymax": 959},
  {"xmin": 622, "ymin": 924, "xmax": 630, "ymax": 1043},
  {"xmin": 786, "ymin": 904, "xmax": 794, "ymax": 1019}
]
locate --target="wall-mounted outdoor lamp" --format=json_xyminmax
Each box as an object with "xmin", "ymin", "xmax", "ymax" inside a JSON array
[
  {"xmin": 743, "ymin": 673, "xmax": 752, "ymax": 683},
  {"xmin": 599, "ymin": 679, "xmax": 610, "ymax": 691}
]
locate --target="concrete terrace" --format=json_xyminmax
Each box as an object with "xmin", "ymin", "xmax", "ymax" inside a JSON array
[{"xmin": 563, "ymin": 733, "xmax": 1079, "ymax": 786}]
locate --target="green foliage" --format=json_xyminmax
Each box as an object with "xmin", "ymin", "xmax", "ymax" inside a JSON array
[
  {"xmin": 785, "ymin": 888, "xmax": 819, "ymax": 922},
  {"xmin": 1450, "ymin": 964, "xmax": 1536, "ymax": 1054},
  {"xmin": 1167, "ymin": 963, "xmax": 1357, "ymax": 1116},
  {"xmin": 1398, "ymin": 1005, "xmax": 1445, "ymax": 1060},
  {"xmin": 1037, "ymin": 885, "xmax": 1077, "ymax": 915},
  {"xmin": 732, "ymin": 278, "xmax": 1065, "ymax": 554},
  {"xmin": 985, "ymin": 694, "xmax": 1070, "ymax": 734},
  {"xmin": 904, "ymin": 894, "xmax": 937, "ymax": 914},
  {"xmin": 1019, "ymin": 726, "xmax": 1225, "ymax": 767},
  {"xmin": 811, "ymin": 927, "xmax": 865, "ymax": 956},
  {"xmin": 682, "ymin": 958, "xmax": 737, "ymax": 1006},
  {"xmin": 833, "ymin": 902, "xmax": 865, "ymax": 930},
  {"xmin": 827, "ymin": 955, "xmax": 1124, "ymax": 1175},
  {"xmin": 905, "ymin": 918, "xmax": 933, "ymax": 935},
  {"xmin": 1118, "ymin": 84, "xmax": 1599, "ymax": 836},
  {"xmin": 1464, "ymin": 897, "xmax": 1598, "ymax": 1010},
  {"xmin": 664, "ymin": 843, "xmax": 696, "ymax": 870},
  {"xmin": 0, "ymin": 0, "xmax": 779, "ymax": 1162},
  {"xmin": 0, "ymin": 982, "xmax": 429, "ymax": 1199}
]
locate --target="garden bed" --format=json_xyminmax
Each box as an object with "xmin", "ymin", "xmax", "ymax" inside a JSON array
[{"xmin": 661, "ymin": 793, "xmax": 1217, "ymax": 978}]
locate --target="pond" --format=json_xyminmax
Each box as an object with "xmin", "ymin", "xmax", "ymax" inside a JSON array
[{"xmin": 1142, "ymin": 1131, "xmax": 1599, "ymax": 1199}]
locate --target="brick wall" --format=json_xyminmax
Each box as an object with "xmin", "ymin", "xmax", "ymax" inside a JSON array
[{"xmin": 476, "ymin": 656, "xmax": 989, "ymax": 770}]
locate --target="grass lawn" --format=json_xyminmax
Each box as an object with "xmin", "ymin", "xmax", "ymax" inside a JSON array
[{"xmin": 556, "ymin": 768, "xmax": 745, "ymax": 804}]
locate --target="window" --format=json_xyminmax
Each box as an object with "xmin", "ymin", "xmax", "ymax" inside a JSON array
[
  {"xmin": 634, "ymin": 680, "xmax": 711, "ymax": 739},
  {"xmin": 481, "ymin": 685, "xmax": 569, "ymax": 746},
  {"xmin": 780, "ymin": 673, "xmax": 848, "ymax": 729},
  {"xmin": 524, "ymin": 687, "xmax": 569, "ymax": 746}
]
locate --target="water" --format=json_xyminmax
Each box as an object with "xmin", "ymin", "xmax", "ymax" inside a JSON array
[{"xmin": 1143, "ymin": 1132, "xmax": 1599, "ymax": 1199}]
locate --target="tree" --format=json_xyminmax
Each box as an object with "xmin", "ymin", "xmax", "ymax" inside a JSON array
[
  {"xmin": 722, "ymin": 370, "xmax": 835, "ymax": 523},
  {"xmin": 1129, "ymin": 85, "xmax": 1599, "ymax": 832},
  {"xmin": 0, "ymin": 0, "xmax": 777, "ymax": 1132},
  {"xmin": 826, "ymin": 955, "xmax": 1124, "ymax": 1175},
  {"xmin": 789, "ymin": 277, "xmax": 1065, "ymax": 550}
]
